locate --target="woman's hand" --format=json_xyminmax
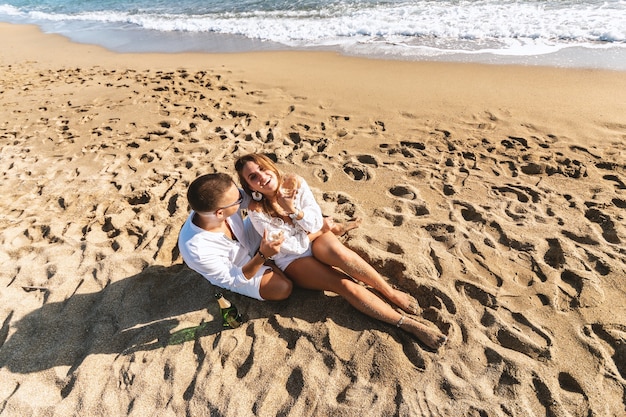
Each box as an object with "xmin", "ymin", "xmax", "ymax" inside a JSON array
[
  {"xmin": 321, "ymin": 217, "xmax": 334, "ymax": 234},
  {"xmin": 275, "ymin": 191, "xmax": 298, "ymax": 214},
  {"xmin": 277, "ymin": 174, "xmax": 301, "ymax": 212}
]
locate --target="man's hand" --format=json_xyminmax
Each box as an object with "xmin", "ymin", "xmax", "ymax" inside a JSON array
[{"xmin": 259, "ymin": 229, "xmax": 283, "ymax": 259}]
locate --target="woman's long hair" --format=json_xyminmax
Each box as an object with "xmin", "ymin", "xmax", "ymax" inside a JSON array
[{"xmin": 234, "ymin": 153, "xmax": 284, "ymax": 217}]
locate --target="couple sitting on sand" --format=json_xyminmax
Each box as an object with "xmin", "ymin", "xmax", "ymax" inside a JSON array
[{"xmin": 178, "ymin": 153, "xmax": 447, "ymax": 350}]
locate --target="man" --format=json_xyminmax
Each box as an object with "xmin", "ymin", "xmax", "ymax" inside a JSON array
[{"xmin": 178, "ymin": 173, "xmax": 293, "ymax": 301}]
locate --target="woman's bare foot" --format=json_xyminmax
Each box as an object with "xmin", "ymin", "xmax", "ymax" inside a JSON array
[
  {"xmin": 331, "ymin": 217, "xmax": 362, "ymax": 236},
  {"xmin": 398, "ymin": 316, "xmax": 447, "ymax": 350},
  {"xmin": 389, "ymin": 289, "xmax": 421, "ymax": 316}
]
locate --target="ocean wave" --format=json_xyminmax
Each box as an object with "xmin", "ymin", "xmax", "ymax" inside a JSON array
[
  {"xmin": 1, "ymin": 0, "xmax": 625, "ymax": 57},
  {"xmin": 13, "ymin": 2, "xmax": 626, "ymax": 43}
]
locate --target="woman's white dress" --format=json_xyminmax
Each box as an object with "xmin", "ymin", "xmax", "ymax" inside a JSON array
[{"xmin": 247, "ymin": 178, "xmax": 324, "ymax": 270}]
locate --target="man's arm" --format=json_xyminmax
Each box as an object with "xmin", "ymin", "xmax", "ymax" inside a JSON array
[{"xmin": 241, "ymin": 229, "xmax": 283, "ymax": 278}]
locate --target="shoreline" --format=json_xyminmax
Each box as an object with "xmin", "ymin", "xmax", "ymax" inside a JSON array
[
  {"xmin": 3, "ymin": 19, "xmax": 626, "ymax": 71},
  {"xmin": 1, "ymin": 21, "xmax": 625, "ymax": 417},
  {"xmin": 3, "ymin": 23, "xmax": 625, "ymax": 112}
]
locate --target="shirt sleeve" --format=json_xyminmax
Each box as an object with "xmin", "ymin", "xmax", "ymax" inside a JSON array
[
  {"xmin": 178, "ymin": 214, "xmax": 253, "ymax": 291},
  {"xmin": 293, "ymin": 178, "xmax": 324, "ymax": 233},
  {"xmin": 184, "ymin": 239, "xmax": 248, "ymax": 288}
]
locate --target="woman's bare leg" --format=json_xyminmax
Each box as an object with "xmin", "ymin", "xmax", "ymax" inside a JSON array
[
  {"xmin": 285, "ymin": 257, "xmax": 446, "ymax": 350},
  {"xmin": 311, "ymin": 232, "xmax": 419, "ymax": 315}
]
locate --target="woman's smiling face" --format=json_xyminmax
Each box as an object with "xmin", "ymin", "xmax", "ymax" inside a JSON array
[{"xmin": 241, "ymin": 161, "xmax": 279, "ymax": 195}]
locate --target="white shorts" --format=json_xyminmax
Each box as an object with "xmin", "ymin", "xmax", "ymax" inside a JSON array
[
  {"xmin": 272, "ymin": 247, "xmax": 313, "ymax": 271},
  {"xmin": 214, "ymin": 264, "xmax": 272, "ymax": 301}
]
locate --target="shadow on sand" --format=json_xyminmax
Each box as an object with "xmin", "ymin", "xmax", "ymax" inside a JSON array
[{"xmin": 0, "ymin": 263, "xmax": 379, "ymax": 374}]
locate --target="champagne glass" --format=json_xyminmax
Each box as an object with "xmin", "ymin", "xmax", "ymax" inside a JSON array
[
  {"xmin": 280, "ymin": 173, "xmax": 298, "ymax": 198},
  {"xmin": 266, "ymin": 217, "xmax": 284, "ymax": 242}
]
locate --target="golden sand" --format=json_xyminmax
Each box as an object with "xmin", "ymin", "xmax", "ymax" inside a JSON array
[{"xmin": 1, "ymin": 23, "xmax": 625, "ymax": 416}]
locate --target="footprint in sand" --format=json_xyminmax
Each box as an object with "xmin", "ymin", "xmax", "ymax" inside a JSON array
[
  {"xmin": 596, "ymin": 161, "xmax": 626, "ymax": 189},
  {"xmin": 373, "ymin": 184, "xmax": 430, "ymax": 227},
  {"xmin": 543, "ymin": 238, "xmax": 566, "ymax": 269},
  {"xmin": 580, "ymin": 249, "xmax": 612, "ymax": 277},
  {"xmin": 584, "ymin": 208, "xmax": 621, "ymax": 244},
  {"xmin": 373, "ymin": 208, "xmax": 404, "ymax": 227},
  {"xmin": 378, "ymin": 143, "xmax": 416, "ymax": 158},
  {"xmin": 456, "ymin": 280, "xmax": 552, "ymax": 360},
  {"xmin": 392, "ymin": 185, "xmax": 430, "ymax": 216},
  {"xmin": 411, "ymin": 284, "xmax": 456, "ymax": 338},
  {"xmin": 389, "ymin": 184, "xmax": 417, "ymax": 200},
  {"xmin": 426, "ymin": 208, "xmax": 541, "ymax": 289},
  {"xmin": 612, "ymin": 197, "xmax": 626, "ymax": 209},
  {"xmin": 491, "ymin": 184, "xmax": 541, "ymax": 204},
  {"xmin": 530, "ymin": 371, "xmax": 593, "ymax": 417},
  {"xmin": 478, "ymin": 217, "xmax": 534, "ymax": 252},
  {"xmin": 320, "ymin": 191, "xmax": 358, "ymax": 220},
  {"xmin": 363, "ymin": 235, "xmax": 404, "ymax": 255},
  {"xmin": 555, "ymin": 269, "xmax": 604, "ymax": 311},
  {"xmin": 555, "ymin": 372, "xmax": 591, "ymax": 417},
  {"xmin": 584, "ymin": 323, "xmax": 626, "ymax": 381},
  {"xmin": 423, "ymin": 223, "xmax": 457, "ymax": 248},
  {"xmin": 500, "ymin": 136, "xmax": 530, "ymax": 151},
  {"xmin": 314, "ymin": 168, "xmax": 329, "ymax": 183},
  {"xmin": 342, "ymin": 162, "xmax": 371, "ymax": 181}
]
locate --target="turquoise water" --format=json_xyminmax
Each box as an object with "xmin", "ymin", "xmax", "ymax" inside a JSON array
[{"xmin": 1, "ymin": 0, "xmax": 625, "ymax": 69}]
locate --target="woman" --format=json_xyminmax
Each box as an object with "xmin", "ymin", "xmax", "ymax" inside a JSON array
[{"xmin": 235, "ymin": 153, "xmax": 447, "ymax": 350}]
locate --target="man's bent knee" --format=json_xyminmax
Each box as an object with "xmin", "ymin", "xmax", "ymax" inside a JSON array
[
  {"xmin": 274, "ymin": 278, "xmax": 293, "ymax": 300},
  {"xmin": 260, "ymin": 271, "xmax": 293, "ymax": 301}
]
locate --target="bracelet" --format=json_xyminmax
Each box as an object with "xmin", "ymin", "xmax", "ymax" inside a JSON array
[{"xmin": 257, "ymin": 250, "xmax": 267, "ymax": 261}]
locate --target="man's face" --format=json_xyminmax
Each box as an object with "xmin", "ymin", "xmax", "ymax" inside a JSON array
[{"xmin": 215, "ymin": 184, "xmax": 243, "ymax": 215}]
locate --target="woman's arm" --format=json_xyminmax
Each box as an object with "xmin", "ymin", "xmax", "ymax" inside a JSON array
[
  {"xmin": 306, "ymin": 217, "xmax": 334, "ymax": 242},
  {"xmin": 282, "ymin": 178, "xmax": 324, "ymax": 233}
]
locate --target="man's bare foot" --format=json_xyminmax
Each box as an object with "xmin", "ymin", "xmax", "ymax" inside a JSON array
[
  {"xmin": 398, "ymin": 316, "xmax": 447, "ymax": 350},
  {"xmin": 331, "ymin": 217, "xmax": 362, "ymax": 236}
]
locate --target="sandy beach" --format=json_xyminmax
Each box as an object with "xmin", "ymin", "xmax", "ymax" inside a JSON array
[{"xmin": 1, "ymin": 22, "xmax": 625, "ymax": 416}]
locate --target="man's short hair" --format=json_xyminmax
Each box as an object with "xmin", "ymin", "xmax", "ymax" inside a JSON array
[{"xmin": 187, "ymin": 173, "xmax": 234, "ymax": 212}]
